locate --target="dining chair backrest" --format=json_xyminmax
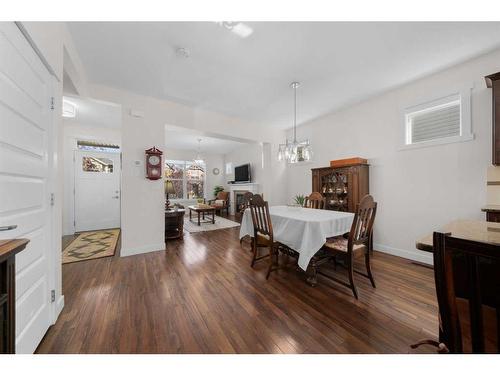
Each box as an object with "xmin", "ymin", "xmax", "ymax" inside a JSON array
[
  {"xmin": 304, "ymin": 192, "xmax": 326, "ymax": 209},
  {"xmin": 432, "ymin": 231, "xmax": 500, "ymax": 353},
  {"xmin": 248, "ymin": 194, "xmax": 273, "ymax": 241},
  {"xmin": 242, "ymin": 191, "xmax": 254, "ymax": 208},
  {"xmin": 347, "ymin": 194, "xmax": 377, "ymax": 252}
]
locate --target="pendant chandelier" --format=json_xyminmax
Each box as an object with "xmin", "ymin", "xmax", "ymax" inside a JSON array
[
  {"xmin": 193, "ymin": 138, "xmax": 204, "ymax": 165},
  {"xmin": 277, "ymin": 82, "xmax": 312, "ymax": 163}
]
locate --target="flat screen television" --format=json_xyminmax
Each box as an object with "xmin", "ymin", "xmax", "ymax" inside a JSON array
[{"xmin": 234, "ymin": 163, "xmax": 251, "ymax": 183}]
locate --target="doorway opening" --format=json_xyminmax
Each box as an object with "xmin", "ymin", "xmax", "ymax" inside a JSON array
[{"xmin": 61, "ymin": 96, "xmax": 122, "ymax": 263}]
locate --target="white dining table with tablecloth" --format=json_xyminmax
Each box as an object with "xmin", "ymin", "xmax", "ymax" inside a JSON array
[{"xmin": 239, "ymin": 205, "xmax": 355, "ymax": 271}]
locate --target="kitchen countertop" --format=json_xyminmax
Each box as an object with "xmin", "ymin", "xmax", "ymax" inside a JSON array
[
  {"xmin": 481, "ymin": 204, "xmax": 500, "ymax": 213},
  {"xmin": 416, "ymin": 220, "xmax": 500, "ymax": 252}
]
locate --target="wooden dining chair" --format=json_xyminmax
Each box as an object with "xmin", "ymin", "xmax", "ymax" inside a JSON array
[
  {"xmin": 240, "ymin": 191, "xmax": 257, "ymax": 247},
  {"xmin": 318, "ymin": 194, "xmax": 377, "ymax": 299},
  {"xmin": 411, "ymin": 231, "xmax": 500, "ymax": 353},
  {"xmin": 303, "ymin": 192, "xmax": 326, "ymax": 209},
  {"xmin": 248, "ymin": 194, "xmax": 280, "ymax": 279}
]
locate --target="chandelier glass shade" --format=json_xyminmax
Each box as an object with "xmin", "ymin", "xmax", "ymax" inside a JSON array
[
  {"xmin": 277, "ymin": 82, "xmax": 312, "ymax": 163},
  {"xmin": 193, "ymin": 138, "xmax": 204, "ymax": 165}
]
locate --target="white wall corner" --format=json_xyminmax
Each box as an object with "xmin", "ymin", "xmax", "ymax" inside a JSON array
[{"xmin": 120, "ymin": 243, "xmax": 166, "ymax": 257}]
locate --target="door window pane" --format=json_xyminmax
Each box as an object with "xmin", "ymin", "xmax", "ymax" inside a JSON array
[{"xmin": 82, "ymin": 157, "xmax": 113, "ymax": 173}]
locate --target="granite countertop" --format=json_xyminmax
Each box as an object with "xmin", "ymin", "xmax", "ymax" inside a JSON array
[
  {"xmin": 481, "ymin": 205, "xmax": 500, "ymax": 212},
  {"xmin": 416, "ymin": 220, "xmax": 500, "ymax": 252}
]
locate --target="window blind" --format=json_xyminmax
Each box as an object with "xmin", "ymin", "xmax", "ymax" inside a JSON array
[{"xmin": 407, "ymin": 100, "xmax": 461, "ymax": 144}]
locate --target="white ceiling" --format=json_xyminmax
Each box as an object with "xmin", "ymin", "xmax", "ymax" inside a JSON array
[
  {"xmin": 68, "ymin": 22, "xmax": 500, "ymax": 129},
  {"xmin": 165, "ymin": 125, "xmax": 249, "ymax": 154},
  {"xmin": 63, "ymin": 96, "xmax": 121, "ymax": 129}
]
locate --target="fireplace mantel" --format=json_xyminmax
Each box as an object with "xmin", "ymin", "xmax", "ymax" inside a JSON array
[{"xmin": 228, "ymin": 183, "xmax": 259, "ymax": 215}]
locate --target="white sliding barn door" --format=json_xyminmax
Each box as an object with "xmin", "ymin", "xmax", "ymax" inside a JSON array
[{"xmin": 0, "ymin": 22, "xmax": 55, "ymax": 353}]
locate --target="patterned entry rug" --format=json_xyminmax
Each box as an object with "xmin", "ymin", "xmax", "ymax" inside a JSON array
[
  {"xmin": 184, "ymin": 216, "xmax": 240, "ymax": 233},
  {"xmin": 62, "ymin": 228, "xmax": 120, "ymax": 264}
]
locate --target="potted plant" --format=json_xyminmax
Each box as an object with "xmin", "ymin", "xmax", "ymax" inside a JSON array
[
  {"xmin": 293, "ymin": 194, "xmax": 306, "ymax": 207},
  {"xmin": 213, "ymin": 185, "xmax": 224, "ymax": 197}
]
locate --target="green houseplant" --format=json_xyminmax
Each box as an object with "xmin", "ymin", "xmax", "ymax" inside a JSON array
[
  {"xmin": 213, "ymin": 185, "xmax": 224, "ymax": 197},
  {"xmin": 293, "ymin": 194, "xmax": 306, "ymax": 206}
]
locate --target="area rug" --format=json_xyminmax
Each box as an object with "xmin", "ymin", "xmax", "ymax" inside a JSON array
[
  {"xmin": 184, "ymin": 216, "xmax": 240, "ymax": 233},
  {"xmin": 62, "ymin": 228, "xmax": 120, "ymax": 264}
]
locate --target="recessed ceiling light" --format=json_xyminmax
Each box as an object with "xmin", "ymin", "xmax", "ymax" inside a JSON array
[
  {"xmin": 175, "ymin": 47, "xmax": 190, "ymax": 58},
  {"xmin": 217, "ymin": 22, "xmax": 253, "ymax": 38},
  {"xmin": 62, "ymin": 99, "xmax": 76, "ymax": 118}
]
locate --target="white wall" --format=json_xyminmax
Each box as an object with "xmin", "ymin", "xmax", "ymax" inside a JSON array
[
  {"xmin": 62, "ymin": 121, "xmax": 122, "ymax": 235},
  {"xmin": 164, "ymin": 148, "xmax": 226, "ymax": 203},
  {"xmin": 224, "ymin": 143, "xmax": 264, "ymax": 185},
  {"xmin": 285, "ymin": 48, "xmax": 500, "ymax": 264},
  {"xmin": 89, "ymin": 84, "xmax": 288, "ymax": 257}
]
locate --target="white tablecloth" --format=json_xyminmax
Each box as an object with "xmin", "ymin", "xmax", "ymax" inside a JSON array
[{"xmin": 240, "ymin": 206, "xmax": 354, "ymax": 270}]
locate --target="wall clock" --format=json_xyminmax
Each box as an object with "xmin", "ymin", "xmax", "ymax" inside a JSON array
[
  {"xmin": 212, "ymin": 167, "xmax": 220, "ymax": 175},
  {"xmin": 145, "ymin": 146, "xmax": 163, "ymax": 180}
]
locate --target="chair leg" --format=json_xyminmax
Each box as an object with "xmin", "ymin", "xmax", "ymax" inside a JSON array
[
  {"xmin": 332, "ymin": 256, "xmax": 337, "ymax": 270},
  {"xmin": 306, "ymin": 258, "xmax": 318, "ymax": 287},
  {"xmin": 251, "ymin": 240, "xmax": 258, "ymax": 268},
  {"xmin": 365, "ymin": 251, "xmax": 376, "ymax": 288},
  {"xmin": 347, "ymin": 258, "xmax": 358, "ymax": 299},
  {"xmin": 266, "ymin": 244, "xmax": 278, "ymax": 280}
]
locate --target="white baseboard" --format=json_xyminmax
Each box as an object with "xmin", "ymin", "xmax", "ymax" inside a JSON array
[
  {"xmin": 120, "ymin": 242, "xmax": 166, "ymax": 257},
  {"xmin": 52, "ymin": 295, "xmax": 65, "ymax": 324},
  {"xmin": 374, "ymin": 243, "xmax": 433, "ymax": 265}
]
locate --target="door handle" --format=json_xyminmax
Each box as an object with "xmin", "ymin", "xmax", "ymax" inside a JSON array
[
  {"xmin": 112, "ymin": 196, "xmax": 120, "ymax": 199},
  {"xmin": 0, "ymin": 225, "xmax": 17, "ymax": 231}
]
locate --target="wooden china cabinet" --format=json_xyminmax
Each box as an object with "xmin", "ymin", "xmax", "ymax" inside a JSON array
[{"xmin": 311, "ymin": 160, "xmax": 369, "ymax": 213}]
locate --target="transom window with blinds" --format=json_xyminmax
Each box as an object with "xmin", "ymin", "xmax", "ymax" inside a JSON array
[{"xmin": 403, "ymin": 92, "xmax": 473, "ymax": 148}]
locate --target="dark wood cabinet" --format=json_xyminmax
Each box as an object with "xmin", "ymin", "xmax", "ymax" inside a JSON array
[
  {"xmin": 485, "ymin": 72, "xmax": 500, "ymax": 165},
  {"xmin": 311, "ymin": 162, "xmax": 369, "ymax": 213},
  {"xmin": 1, "ymin": 238, "xmax": 29, "ymax": 354},
  {"xmin": 165, "ymin": 209, "xmax": 185, "ymax": 240},
  {"xmin": 481, "ymin": 205, "xmax": 500, "ymax": 223}
]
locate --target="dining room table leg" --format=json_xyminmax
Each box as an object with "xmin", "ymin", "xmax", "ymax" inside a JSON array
[
  {"xmin": 198, "ymin": 212, "xmax": 201, "ymax": 226},
  {"xmin": 212, "ymin": 210, "xmax": 215, "ymax": 224}
]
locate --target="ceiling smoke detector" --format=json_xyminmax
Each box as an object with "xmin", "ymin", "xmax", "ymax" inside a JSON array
[{"xmin": 175, "ymin": 47, "xmax": 190, "ymax": 58}]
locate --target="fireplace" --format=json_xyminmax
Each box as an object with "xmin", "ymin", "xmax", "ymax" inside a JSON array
[
  {"xmin": 228, "ymin": 183, "xmax": 259, "ymax": 216},
  {"xmin": 234, "ymin": 191, "xmax": 248, "ymax": 219}
]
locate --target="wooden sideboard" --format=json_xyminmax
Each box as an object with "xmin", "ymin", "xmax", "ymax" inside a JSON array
[
  {"xmin": 311, "ymin": 162, "xmax": 369, "ymax": 213},
  {"xmin": 1, "ymin": 238, "xmax": 29, "ymax": 354}
]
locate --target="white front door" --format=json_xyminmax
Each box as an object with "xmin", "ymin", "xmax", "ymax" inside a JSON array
[
  {"xmin": 74, "ymin": 150, "xmax": 121, "ymax": 232},
  {"xmin": 0, "ymin": 22, "xmax": 54, "ymax": 353}
]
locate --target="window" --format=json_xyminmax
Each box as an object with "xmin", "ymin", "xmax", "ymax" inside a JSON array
[
  {"xmin": 82, "ymin": 157, "xmax": 114, "ymax": 173},
  {"xmin": 403, "ymin": 92, "xmax": 473, "ymax": 149},
  {"xmin": 164, "ymin": 160, "xmax": 206, "ymax": 200}
]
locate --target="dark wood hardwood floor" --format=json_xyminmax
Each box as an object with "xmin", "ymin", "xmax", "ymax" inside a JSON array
[{"xmin": 37, "ymin": 224, "xmax": 438, "ymax": 353}]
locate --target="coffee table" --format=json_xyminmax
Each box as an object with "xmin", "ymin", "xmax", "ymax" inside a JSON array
[{"xmin": 188, "ymin": 205, "xmax": 216, "ymax": 226}]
